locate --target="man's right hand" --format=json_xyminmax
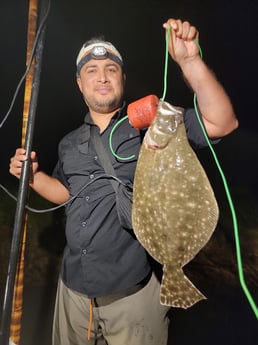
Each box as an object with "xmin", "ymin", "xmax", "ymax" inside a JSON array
[{"xmin": 9, "ymin": 148, "xmax": 38, "ymax": 180}]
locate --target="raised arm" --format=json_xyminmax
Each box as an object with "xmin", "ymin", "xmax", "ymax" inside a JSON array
[
  {"xmin": 163, "ymin": 18, "xmax": 238, "ymax": 138},
  {"xmin": 9, "ymin": 148, "xmax": 70, "ymax": 204}
]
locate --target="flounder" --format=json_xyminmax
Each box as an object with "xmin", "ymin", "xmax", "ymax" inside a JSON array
[{"xmin": 132, "ymin": 100, "xmax": 219, "ymax": 308}]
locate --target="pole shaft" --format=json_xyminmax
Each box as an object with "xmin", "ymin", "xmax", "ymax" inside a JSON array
[{"xmin": 0, "ymin": 2, "xmax": 47, "ymax": 343}]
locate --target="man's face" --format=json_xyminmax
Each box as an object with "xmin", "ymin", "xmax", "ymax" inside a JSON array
[{"xmin": 77, "ymin": 57, "xmax": 125, "ymax": 114}]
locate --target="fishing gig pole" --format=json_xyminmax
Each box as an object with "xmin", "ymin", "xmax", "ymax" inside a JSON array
[{"xmin": 0, "ymin": 1, "xmax": 48, "ymax": 344}]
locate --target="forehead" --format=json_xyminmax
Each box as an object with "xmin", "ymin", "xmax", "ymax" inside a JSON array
[{"xmin": 81, "ymin": 57, "xmax": 122, "ymax": 70}]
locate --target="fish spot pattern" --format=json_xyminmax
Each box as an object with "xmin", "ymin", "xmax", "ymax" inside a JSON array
[{"xmin": 132, "ymin": 101, "xmax": 219, "ymax": 308}]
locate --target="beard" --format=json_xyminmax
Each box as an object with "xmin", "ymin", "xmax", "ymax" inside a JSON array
[
  {"xmin": 84, "ymin": 87, "xmax": 124, "ymax": 114},
  {"xmin": 88, "ymin": 97, "xmax": 122, "ymax": 113}
]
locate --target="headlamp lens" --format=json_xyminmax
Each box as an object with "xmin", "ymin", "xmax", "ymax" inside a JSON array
[{"xmin": 91, "ymin": 46, "xmax": 108, "ymax": 58}]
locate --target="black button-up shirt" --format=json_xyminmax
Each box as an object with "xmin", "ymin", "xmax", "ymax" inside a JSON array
[{"xmin": 53, "ymin": 103, "xmax": 214, "ymax": 297}]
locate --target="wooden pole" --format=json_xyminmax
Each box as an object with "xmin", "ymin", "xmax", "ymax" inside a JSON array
[
  {"xmin": 0, "ymin": 0, "xmax": 47, "ymax": 343},
  {"xmin": 9, "ymin": 1, "xmax": 38, "ymax": 344}
]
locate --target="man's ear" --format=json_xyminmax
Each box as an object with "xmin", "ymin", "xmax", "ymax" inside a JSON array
[{"xmin": 77, "ymin": 77, "xmax": 82, "ymax": 93}]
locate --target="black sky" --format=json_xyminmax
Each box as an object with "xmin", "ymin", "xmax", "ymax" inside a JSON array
[{"xmin": 0, "ymin": 0, "xmax": 257, "ymax": 183}]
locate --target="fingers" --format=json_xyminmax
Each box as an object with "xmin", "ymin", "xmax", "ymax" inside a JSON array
[
  {"xmin": 9, "ymin": 148, "xmax": 36, "ymax": 178},
  {"xmin": 163, "ymin": 19, "xmax": 198, "ymax": 41},
  {"xmin": 9, "ymin": 149, "xmax": 25, "ymax": 177},
  {"xmin": 30, "ymin": 151, "xmax": 37, "ymax": 162}
]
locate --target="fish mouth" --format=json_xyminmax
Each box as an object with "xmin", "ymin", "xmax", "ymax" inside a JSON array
[
  {"xmin": 145, "ymin": 127, "xmax": 170, "ymax": 150},
  {"xmin": 147, "ymin": 143, "xmax": 161, "ymax": 150},
  {"xmin": 145, "ymin": 130, "xmax": 161, "ymax": 150},
  {"xmin": 146, "ymin": 141, "xmax": 168, "ymax": 150}
]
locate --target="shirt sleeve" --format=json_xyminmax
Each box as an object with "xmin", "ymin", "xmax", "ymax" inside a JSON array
[
  {"xmin": 52, "ymin": 159, "xmax": 69, "ymax": 189},
  {"xmin": 184, "ymin": 108, "xmax": 220, "ymax": 149}
]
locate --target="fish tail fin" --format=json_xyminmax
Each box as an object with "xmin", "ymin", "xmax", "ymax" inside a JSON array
[{"xmin": 160, "ymin": 265, "xmax": 206, "ymax": 309}]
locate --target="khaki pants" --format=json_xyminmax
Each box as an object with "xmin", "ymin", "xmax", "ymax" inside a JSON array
[{"xmin": 52, "ymin": 272, "xmax": 170, "ymax": 345}]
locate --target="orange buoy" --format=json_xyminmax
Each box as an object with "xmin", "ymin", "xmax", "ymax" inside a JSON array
[{"xmin": 127, "ymin": 94, "xmax": 159, "ymax": 129}]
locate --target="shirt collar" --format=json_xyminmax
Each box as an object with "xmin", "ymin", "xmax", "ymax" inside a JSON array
[{"xmin": 79, "ymin": 101, "xmax": 127, "ymax": 146}]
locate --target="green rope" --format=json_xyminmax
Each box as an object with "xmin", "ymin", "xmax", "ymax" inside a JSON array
[
  {"xmin": 192, "ymin": 40, "xmax": 258, "ymax": 319},
  {"xmin": 161, "ymin": 26, "xmax": 170, "ymax": 101},
  {"xmin": 194, "ymin": 38, "xmax": 203, "ymax": 59},
  {"xmin": 193, "ymin": 95, "xmax": 258, "ymax": 318},
  {"xmin": 109, "ymin": 115, "xmax": 135, "ymax": 161}
]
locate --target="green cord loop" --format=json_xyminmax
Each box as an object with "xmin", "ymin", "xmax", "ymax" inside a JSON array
[{"xmin": 109, "ymin": 115, "xmax": 135, "ymax": 161}]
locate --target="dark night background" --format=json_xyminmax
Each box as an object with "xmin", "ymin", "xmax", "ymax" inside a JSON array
[
  {"xmin": 0, "ymin": 0, "xmax": 258, "ymax": 344},
  {"xmin": 0, "ymin": 0, "xmax": 258, "ymax": 174}
]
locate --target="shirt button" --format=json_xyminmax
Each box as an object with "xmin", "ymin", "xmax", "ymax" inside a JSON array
[
  {"xmin": 82, "ymin": 221, "xmax": 87, "ymax": 227},
  {"xmin": 89, "ymin": 174, "xmax": 94, "ymax": 179},
  {"xmin": 94, "ymin": 156, "xmax": 98, "ymax": 161},
  {"xmin": 85, "ymin": 196, "xmax": 90, "ymax": 201},
  {"xmin": 82, "ymin": 249, "xmax": 87, "ymax": 255}
]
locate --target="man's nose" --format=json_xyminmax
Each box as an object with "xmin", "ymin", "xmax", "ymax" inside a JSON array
[{"xmin": 98, "ymin": 69, "xmax": 108, "ymax": 82}]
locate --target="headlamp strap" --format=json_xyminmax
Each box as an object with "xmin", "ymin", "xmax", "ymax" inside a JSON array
[{"xmin": 77, "ymin": 46, "xmax": 123, "ymax": 75}]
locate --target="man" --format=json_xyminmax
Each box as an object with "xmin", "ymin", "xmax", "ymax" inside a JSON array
[{"xmin": 9, "ymin": 18, "xmax": 238, "ymax": 345}]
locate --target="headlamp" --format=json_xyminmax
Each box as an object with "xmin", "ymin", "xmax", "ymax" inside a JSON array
[
  {"xmin": 77, "ymin": 45, "xmax": 123, "ymax": 75},
  {"xmin": 91, "ymin": 45, "xmax": 108, "ymax": 58}
]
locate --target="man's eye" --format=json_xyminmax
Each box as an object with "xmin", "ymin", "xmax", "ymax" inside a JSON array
[{"xmin": 108, "ymin": 67, "xmax": 117, "ymax": 73}]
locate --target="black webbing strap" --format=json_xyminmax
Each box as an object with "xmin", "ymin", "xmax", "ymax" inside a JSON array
[{"xmin": 90, "ymin": 125, "xmax": 118, "ymax": 192}]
